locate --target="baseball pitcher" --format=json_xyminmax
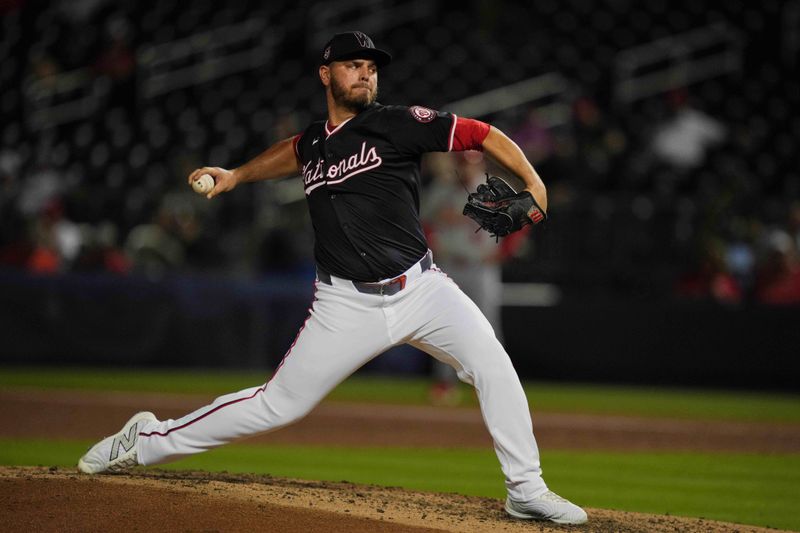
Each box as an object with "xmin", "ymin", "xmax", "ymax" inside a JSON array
[{"xmin": 78, "ymin": 31, "xmax": 586, "ymax": 525}]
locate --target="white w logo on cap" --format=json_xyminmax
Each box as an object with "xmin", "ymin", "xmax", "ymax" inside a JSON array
[{"xmin": 354, "ymin": 31, "xmax": 372, "ymax": 48}]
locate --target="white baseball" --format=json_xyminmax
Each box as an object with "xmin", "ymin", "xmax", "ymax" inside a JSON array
[{"xmin": 192, "ymin": 174, "xmax": 215, "ymax": 194}]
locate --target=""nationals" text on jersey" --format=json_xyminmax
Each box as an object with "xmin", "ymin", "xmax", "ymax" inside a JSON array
[{"xmin": 303, "ymin": 141, "xmax": 383, "ymax": 194}]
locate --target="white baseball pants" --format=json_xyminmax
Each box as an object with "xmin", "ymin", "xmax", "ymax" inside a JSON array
[{"xmin": 137, "ymin": 257, "xmax": 548, "ymax": 501}]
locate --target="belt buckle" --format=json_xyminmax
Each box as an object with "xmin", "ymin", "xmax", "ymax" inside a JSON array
[{"xmin": 380, "ymin": 274, "xmax": 407, "ymax": 295}]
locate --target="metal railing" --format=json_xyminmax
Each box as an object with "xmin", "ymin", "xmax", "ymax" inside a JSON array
[
  {"xmin": 308, "ymin": 0, "xmax": 434, "ymax": 50},
  {"xmin": 23, "ymin": 68, "xmax": 111, "ymax": 130},
  {"xmin": 444, "ymin": 72, "xmax": 571, "ymax": 127},
  {"xmin": 137, "ymin": 18, "xmax": 281, "ymax": 98},
  {"xmin": 614, "ymin": 22, "xmax": 743, "ymax": 104}
]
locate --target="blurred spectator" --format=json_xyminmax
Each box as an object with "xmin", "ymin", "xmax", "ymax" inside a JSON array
[
  {"xmin": 789, "ymin": 203, "xmax": 800, "ymax": 252},
  {"xmin": 74, "ymin": 221, "xmax": 131, "ymax": 275},
  {"xmin": 724, "ymin": 218, "xmax": 757, "ymax": 295},
  {"xmin": 571, "ymin": 95, "xmax": 628, "ymax": 191},
  {"xmin": 18, "ymin": 161, "xmax": 62, "ymax": 216},
  {"xmin": 94, "ymin": 14, "xmax": 136, "ymax": 106},
  {"xmin": 0, "ymin": 144, "xmax": 21, "ymax": 195},
  {"xmin": 510, "ymin": 109, "xmax": 555, "ymax": 165},
  {"xmin": 125, "ymin": 204, "xmax": 187, "ymax": 278},
  {"xmin": 1, "ymin": 2, "xmax": 797, "ymax": 301},
  {"xmin": 754, "ymin": 229, "xmax": 800, "ymax": 305},
  {"xmin": 27, "ymin": 202, "xmax": 64, "ymax": 274},
  {"xmin": 674, "ymin": 237, "xmax": 742, "ymax": 304},
  {"xmin": 422, "ymin": 152, "xmax": 531, "ymax": 403},
  {"xmin": 125, "ymin": 222, "xmax": 183, "ymax": 277},
  {"xmin": 650, "ymin": 89, "xmax": 727, "ymax": 170},
  {"xmin": 44, "ymin": 198, "xmax": 82, "ymax": 266},
  {"xmin": 94, "ymin": 15, "xmax": 135, "ymax": 82}
]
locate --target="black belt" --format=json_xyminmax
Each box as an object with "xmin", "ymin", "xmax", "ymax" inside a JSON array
[{"xmin": 317, "ymin": 251, "xmax": 433, "ymax": 296}]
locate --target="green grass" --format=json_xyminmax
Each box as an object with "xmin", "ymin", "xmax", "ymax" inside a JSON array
[
  {"xmin": 1, "ymin": 366, "xmax": 799, "ymax": 422},
  {"xmin": 2, "ymin": 439, "xmax": 798, "ymax": 531},
  {"xmin": 2, "ymin": 367, "xmax": 797, "ymax": 529},
  {"xmin": 0, "ymin": 367, "xmax": 264, "ymax": 396}
]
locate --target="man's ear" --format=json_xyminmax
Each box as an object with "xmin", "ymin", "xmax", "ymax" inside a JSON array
[{"xmin": 319, "ymin": 65, "xmax": 330, "ymax": 87}]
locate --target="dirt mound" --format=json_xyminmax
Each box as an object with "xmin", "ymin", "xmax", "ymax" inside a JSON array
[{"xmin": 2, "ymin": 467, "xmax": 784, "ymax": 533}]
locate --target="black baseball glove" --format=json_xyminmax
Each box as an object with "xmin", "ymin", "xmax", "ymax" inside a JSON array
[{"xmin": 462, "ymin": 175, "xmax": 547, "ymax": 238}]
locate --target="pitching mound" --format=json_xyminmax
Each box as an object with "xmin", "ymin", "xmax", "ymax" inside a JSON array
[{"xmin": 2, "ymin": 467, "xmax": 782, "ymax": 533}]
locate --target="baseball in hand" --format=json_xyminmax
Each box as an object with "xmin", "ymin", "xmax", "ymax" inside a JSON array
[{"xmin": 192, "ymin": 174, "xmax": 215, "ymax": 194}]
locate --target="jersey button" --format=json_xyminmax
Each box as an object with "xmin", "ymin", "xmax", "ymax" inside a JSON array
[
  {"xmin": 330, "ymin": 194, "xmax": 337, "ymax": 199},
  {"xmin": 360, "ymin": 252, "xmax": 366, "ymax": 257}
]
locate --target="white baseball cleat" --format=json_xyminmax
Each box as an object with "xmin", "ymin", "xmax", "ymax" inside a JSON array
[
  {"xmin": 77, "ymin": 411, "xmax": 157, "ymax": 474},
  {"xmin": 505, "ymin": 490, "xmax": 588, "ymax": 525}
]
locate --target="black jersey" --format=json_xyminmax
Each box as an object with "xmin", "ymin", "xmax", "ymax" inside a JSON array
[{"xmin": 295, "ymin": 103, "xmax": 457, "ymax": 282}]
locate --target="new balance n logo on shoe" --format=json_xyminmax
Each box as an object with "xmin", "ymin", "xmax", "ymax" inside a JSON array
[{"xmin": 109, "ymin": 422, "xmax": 139, "ymax": 461}]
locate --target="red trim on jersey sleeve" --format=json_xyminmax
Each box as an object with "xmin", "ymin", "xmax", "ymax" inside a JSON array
[
  {"xmin": 447, "ymin": 114, "xmax": 457, "ymax": 151},
  {"xmin": 292, "ymin": 133, "xmax": 302, "ymax": 159},
  {"xmin": 451, "ymin": 117, "xmax": 491, "ymax": 152}
]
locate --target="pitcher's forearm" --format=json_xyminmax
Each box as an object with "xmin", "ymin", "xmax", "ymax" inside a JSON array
[
  {"xmin": 233, "ymin": 137, "xmax": 301, "ymax": 184},
  {"xmin": 482, "ymin": 126, "xmax": 547, "ymax": 213},
  {"xmin": 187, "ymin": 136, "xmax": 301, "ymax": 199}
]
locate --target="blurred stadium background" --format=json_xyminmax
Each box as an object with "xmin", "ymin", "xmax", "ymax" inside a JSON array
[{"xmin": 1, "ymin": 0, "xmax": 798, "ymax": 389}]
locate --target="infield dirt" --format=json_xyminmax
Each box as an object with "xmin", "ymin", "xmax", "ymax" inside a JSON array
[
  {"xmin": 3, "ymin": 388, "xmax": 799, "ymax": 452},
  {"xmin": 2, "ymin": 388, "xmax": 797, "ymax": 532},
  {"xmin": 2, "ymin": 467, "xmax": 789, "ymax": 533}
]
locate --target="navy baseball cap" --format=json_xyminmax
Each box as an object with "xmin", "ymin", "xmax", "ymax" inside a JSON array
[{"xmin": 321, "ymin": 31, "xmax": 392, "ymax": 67}]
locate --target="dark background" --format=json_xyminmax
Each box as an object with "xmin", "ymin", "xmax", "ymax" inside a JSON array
[{"xmin": 1, "ymin": 0, "xmax": 798, "ymax": 389}]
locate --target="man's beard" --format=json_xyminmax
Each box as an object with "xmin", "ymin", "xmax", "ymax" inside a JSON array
[{"xmin": 330, "ymin": 73, "xmax": 377, "ymax": 112}]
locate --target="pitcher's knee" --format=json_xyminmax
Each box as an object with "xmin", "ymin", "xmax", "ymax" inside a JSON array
[
  {"xmin": 260, "ymin": 395, "xmax": 317, "ymax": 429},
  {"xmin": 469, "ymin": 356, "xmax": 518, "ymax": 384}
]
